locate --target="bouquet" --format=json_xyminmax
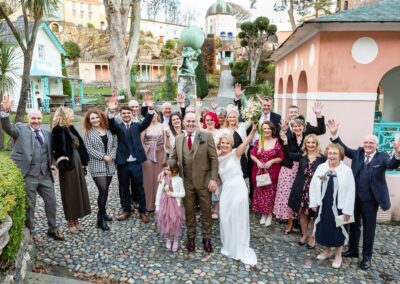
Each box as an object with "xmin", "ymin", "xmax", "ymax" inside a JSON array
[{"xmin": 240, "ymin": 98, "xmax": 262, "ymax": 123}]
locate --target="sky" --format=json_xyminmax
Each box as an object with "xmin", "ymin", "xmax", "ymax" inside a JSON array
[{"xmin": 180, "ymin": 0, "xmax": 290, "ymax": 26}]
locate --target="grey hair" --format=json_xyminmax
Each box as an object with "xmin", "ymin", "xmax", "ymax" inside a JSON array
[
  {"xmin": 27, "ymin": 109, "xmax": 42, "ymax": 117},
  {"xmin": 364, "ymin": 134, "xmax": 379, "ymax": 145},
  {"xmin": 128, "ymin": 99, "xmax": 139, "ymax": 107},
  {"xmin": 215, "ymin": 107, "xmax": 227, "ymax": 117}
]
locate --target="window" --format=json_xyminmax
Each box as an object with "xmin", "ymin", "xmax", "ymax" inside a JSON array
[
  {"xmin": 38, "ymin": 44, "xmax": 45, "ymax": 60},
  {"xmin": 72, "ymin": 2, "xmax": 77, "ymax": 18}
]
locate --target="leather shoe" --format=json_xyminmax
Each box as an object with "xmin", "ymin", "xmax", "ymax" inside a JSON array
[
  {"xmin": 203, "ymin": 238, "xmax": 213, "ymax": 253},
  {"xmin": 342, "ymin": 249, "xmax": 359, "ymax": 258},
  {"xmin": 140, "ymin": 212, "xmax": 149, "ymax": 223},
  {"xmin": 47, "ymin": 231, "xmax": 64, "ymax": 241},
  {"xmin": 360, "ymin": 259, "xmax": 370, "ymax": 270},
  {"xmin": 186, "ymin": 238, "xmax": 195, "ymax": 252},
  {"xmin": 116, "ymin": 211, "xmax": 132, "ymax": 221}
]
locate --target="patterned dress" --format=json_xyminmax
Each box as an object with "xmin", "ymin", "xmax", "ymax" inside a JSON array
[
  {"xmin": 273, "ymin": 161, "xmax": 299, "ymax": 220},
  {"xmin": 251, "ymin": 139, "xmax": 284, "ymax": 216},
  {"xmin": 299, "ymin": 160, "xmax": 319, "ymax": 217}
]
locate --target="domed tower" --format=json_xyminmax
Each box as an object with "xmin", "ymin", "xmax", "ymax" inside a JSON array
[{"xmin": 205, "ymin": 0, "xmax": 237, "ymax": 40}]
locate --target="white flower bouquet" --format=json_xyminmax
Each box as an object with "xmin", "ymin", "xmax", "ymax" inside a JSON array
[{"xmin": 240, "ymin": 98, "xmax": 263, "ymax": 124}]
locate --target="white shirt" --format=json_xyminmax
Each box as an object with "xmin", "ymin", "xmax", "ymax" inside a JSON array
[
  {"xmin": 162, "ymin": 116, "xmax": 170, "ymax": 127},
  {"xmin": 30, "ymin": 127, "xmax": 45, "ymax": 142},
  {"xmin": 364, "ymin": 151, "xmax": 376, "ymax": 164}
]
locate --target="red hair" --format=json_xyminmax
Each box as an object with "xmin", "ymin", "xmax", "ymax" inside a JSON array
[
  {"xmin": 83, "ymin": 108, "xmax": 109, "ymax": 131},
  {"xmin": 202, "ymin": 112, "xmax": 220, "ymax": 129}
]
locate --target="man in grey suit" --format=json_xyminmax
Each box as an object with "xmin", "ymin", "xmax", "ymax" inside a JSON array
[{"xmin": 0, "ymin": 95, "xmax": 64, "ymax": 241}]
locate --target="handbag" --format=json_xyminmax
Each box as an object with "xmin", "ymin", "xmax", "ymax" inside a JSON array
[{"xmin": 256, "ymin": 169, "xmax": 272, "ymax": 187}]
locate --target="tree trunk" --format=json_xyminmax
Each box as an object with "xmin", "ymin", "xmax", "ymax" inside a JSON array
[
  {"xmin": 288, "ymin": 0, "xmax": 296, "ymax": 31},
  {"xmin": 336, "ymin": 0, "xmax": 342, "ymax": 12},
  {"xmin": 15, "ymin": 51, "xmax": 33, "ymax": 122},
  {"xmin": 104, "ymin": 0, "xmax": 141, "ymax": 100}
]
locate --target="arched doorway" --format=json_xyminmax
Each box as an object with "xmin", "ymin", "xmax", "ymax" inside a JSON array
[
  {"xmin": 285, "ymin": 75, "xmax": 294, "ymax": 116},
  {"xmin": 297, "ymin": 71, "xmax": 308, "ymax": 115},
  {"xmin": 374, "ymin": 66, "xmax": 400, "ymax": 153}
]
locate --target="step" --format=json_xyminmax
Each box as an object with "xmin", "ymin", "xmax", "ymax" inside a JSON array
[{"xmin": 24, "ymin": 272, "xmax": 93, "ymax": 284}]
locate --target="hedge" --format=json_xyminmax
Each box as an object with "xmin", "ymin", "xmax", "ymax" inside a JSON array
[{"xmin": 0, "ymin": 152, "xmax": 26, "ymax": 269}]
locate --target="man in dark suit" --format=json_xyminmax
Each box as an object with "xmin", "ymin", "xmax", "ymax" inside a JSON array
[
  {"xmin": 0, "ymin": 94, "xmax": 64, "ymax": 241},
  {"xmin": 328, "ymin": 119, "xmax": 400, "ymax": 270},
  {"xmin": 107, "ymin": 96, "xmax": 155, "ymax": 223}
]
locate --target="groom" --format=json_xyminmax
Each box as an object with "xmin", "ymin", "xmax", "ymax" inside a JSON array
[{"xmin": 172, "ymin": 112, "xmax": 219, "ymax": 252}]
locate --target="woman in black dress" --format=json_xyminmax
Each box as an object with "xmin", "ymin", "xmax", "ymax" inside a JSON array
[{"xmin": 309, "ymin": 143, "xmax": 355, "ymax": 269}]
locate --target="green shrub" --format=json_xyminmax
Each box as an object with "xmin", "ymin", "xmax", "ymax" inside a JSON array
[
  {"xmin": 64, "ymin": 41, "xmax": 80, "ymax": 59},
  {"xmin": 244, "ymin": 84, "xmax": 261, "ymax": 96},
  {"xmin": 260, "ymin": 81, "xmax": 274, "ymax": 98},
  {"xmin": 0, "ymin": 153, "xmax": 26, "ymax": 268},
  {"xmin": 195, "ymin": 53, "xmax": 209, "ymax": 99},
  {"xmin": 230, "ymin": 61, "xmax": 248, "ymax": 78},
  {"xmin": 87, "ymin": 22, "xmax": 95, "ymax": 29},
  {"xmin": 61, "ymin": 55, "xmax": 71, "ymax": 97},
  {"xmin": 165, "ymin": 39, "xmax": 176, "ymax": 49},
  {"xmin": 234, "ymin": 74, "xmax": 250, "ymax": 87}
]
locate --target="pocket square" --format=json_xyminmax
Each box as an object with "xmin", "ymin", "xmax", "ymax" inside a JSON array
[{"xmin": 373, "ymin": 165, "xmax": 380, "ymax": 168}]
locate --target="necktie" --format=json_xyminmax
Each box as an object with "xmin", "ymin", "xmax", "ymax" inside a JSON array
[
  {"xmin": 126, "ymin": 123, "xmax": 130, "ymax": 132},
  {"xmin": 187, "ymin": 134, "xmax": 192, "ymax": 150},
  {"xmin": 364, "ymin": 155, "xmax": 371, "ymax": 165},
  {"xmin": 34, "ymin": 129, "xmax": 43, "ymax": 145}
]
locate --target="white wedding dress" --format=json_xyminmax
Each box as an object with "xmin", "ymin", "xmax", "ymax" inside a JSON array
[{"xmin": 218, "ymin": 150, "xmax": 257, "ymax": 265}]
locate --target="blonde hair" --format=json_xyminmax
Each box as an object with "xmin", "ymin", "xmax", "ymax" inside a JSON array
[
  {"xmin": 52, "ymin": 107, "xmax": 73, "ymax": 127},
  {"xmin": 223, "ymin": 109, "xmax": 239, "ymax": 130},
  {"xmin": 217, "ymin": 133, "xmax": 234, "ymax": 150},
  {"xmin": 301, "ymin": 134, "xmax": 322, "ymax": 157}
]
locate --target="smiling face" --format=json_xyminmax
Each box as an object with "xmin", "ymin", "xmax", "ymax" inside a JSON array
[
  {"xmin": 205, "ymin": 115, "xmax": 215, "ymax": 130},
  {"xmin": 129, "ymin": 101, "xmax": 139, "ymax": 116},
  {"xmin": 217, "ymin": 114, "xmax": 226, "ymax": 126},
  {"xmin": 184, "ymin": 113, "xmax": 197, "ymax": 135},
  {"xmin": 152, "ymin": 111, "xmax": 159, "ymax": 123},
  {"xmin": 162, "ymin": 102, "xmax": 172, "ymax": 118},
  {"xmin": 292, "ymin": 122, "xmax": 305, "ymax": 135},
  {"xmin": 170, "ymin": 114, "xmax": 182, "ymax": 129},
  {"xmin": 305, "ymin": 136, "xmax": 318, "ymax": 153},
  {"xmin": 363, "ymin": 135, "xmax": 378, "ymax": 155},
  {"xmin": 219, "ymin": 137, "xmax": 232, "ymax": 154},
  {"xmin": 89, "ymin": 113, "xmax": 101, "ymax": 128},
  {"xmin": 28, "ymin": 110, "xmax": 43, "ymax": 130},
  {"xmin": 227, "ymin": 112, "xmax": 237, "ymax": 128},
  {"xmin": 327, "ymin": 147, "xmax": 340, "ymax": 164},
  {"xmin": 263, "ymin": 123, "xmax": 273, "ymax": 138},
  {"xmin": 262, "ymin": 99, "xmax": 272, "ymax": 114},
  {"xmin": 121, "ymin": 109, "xmax": 133, "ymax": 123}
]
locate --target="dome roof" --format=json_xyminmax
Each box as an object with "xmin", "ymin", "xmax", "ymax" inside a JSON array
[{"xmin": 206, "ymin": 0, "xmax": 235, "ymax": 17}]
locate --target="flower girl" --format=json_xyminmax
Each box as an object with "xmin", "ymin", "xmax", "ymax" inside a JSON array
[{"xmin": 155, "ymin": 159, "xmax": 185, "ymax": 252}]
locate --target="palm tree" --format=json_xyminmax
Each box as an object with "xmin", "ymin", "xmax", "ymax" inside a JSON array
[{"xmin": 0, "ymin": 41, "xmax": 21, "ymax": 149}]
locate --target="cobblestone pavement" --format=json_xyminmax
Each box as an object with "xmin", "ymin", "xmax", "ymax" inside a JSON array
[{"xmin": 33, "ymin": 177, "xmax": 400, "ymax": 283}]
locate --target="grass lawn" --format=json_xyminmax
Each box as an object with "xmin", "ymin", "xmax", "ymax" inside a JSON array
[{"xmin": 7, "ymin": 113, "xmax": 52, "ymax": 124}]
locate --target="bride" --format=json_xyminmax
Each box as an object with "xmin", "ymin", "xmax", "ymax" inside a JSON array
[{"xmin": 217, "ymin": 123, "xmax": 257, "ymax": 265}]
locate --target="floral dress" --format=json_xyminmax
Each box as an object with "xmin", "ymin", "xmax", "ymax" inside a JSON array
[
  {"xmin": 299, "ymin": 160, "xmax": 319, "ymax": 217},
  {"xmin": 251, "ymin": 139, "xmax": 284, "ymax": 216}
]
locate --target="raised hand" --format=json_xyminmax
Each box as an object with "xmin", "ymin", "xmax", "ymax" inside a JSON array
[
  {"xmin": 144, "ymin": 91, "xmax": 152, "ymax": 105},
  {"xmin": 280, "ymin": 130, "xmax": 288, "ymax": 144},
  {"xmin": 279, "ymin": 119, "xmax": 288, "ymax": 133},
  {"xmin": 147, "ymin": 100, "xmax": 155, "ymax": 110},
  {"xmin": 234, "ymin": 83, "xmax": 244, "ymax": 100},
  {"xmin": 210, "ymin": 99, "xmax": 218, "ymax": 110},
  {"xmin": 393, "ymin": 135, "xmax": 400, "ymax": 155},
  {"xmin": 0, "ymin": 94, "xmax": 13, "ymax": 112},
  {"xmin": 195, "ymin": 98, "xmax": 203, "ymax": 109},
  {"xmin": 176, "ymin": 93, "xmax": 185, "ymax": 105},
  {"xmin": 312, "ymin": 102, "xmax": 324, "ymax": 117},
  {"xmin": 107, "ymin": 95, "xmax": 118, "ymax": 113},
  {"xmin": 326, "ymin": 119, "xmax": 339, "ymax": 137}
]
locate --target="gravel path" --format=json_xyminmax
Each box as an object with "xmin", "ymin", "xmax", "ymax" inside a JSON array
[{"xmin": 32, "ymin": 175, "xmax": 400, "ymax": 283}]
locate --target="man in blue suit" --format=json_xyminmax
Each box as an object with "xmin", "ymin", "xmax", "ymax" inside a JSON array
[
  {"xmin": 107, "ymin": 96, "xmax": 155, "ymax": 223},
  {"xmin": 328, "ymin": 119, "xmax": 400, "ymax": 270}
]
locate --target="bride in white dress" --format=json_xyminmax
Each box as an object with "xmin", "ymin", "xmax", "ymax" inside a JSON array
[{"xmin": 217, "ymin": 124, "xmax": 257, "ymax": 265}]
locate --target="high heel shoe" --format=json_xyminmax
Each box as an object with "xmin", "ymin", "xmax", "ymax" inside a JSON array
[
  {"xmin": 284, "ymin": 226, "xmax": 293, "ymax": 235},
  {"xmin": 265, "ymin": 215, "xmax": 272, "ymax": 227},
  {"xmin": 260, "ymin": 215, "xmax": 267, "ymax": 225}
]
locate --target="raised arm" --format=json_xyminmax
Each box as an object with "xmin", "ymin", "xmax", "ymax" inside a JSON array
[
  {"xmin": 384, "ymin": 141, "xmax": 400, "ymax": 169},
  {"xmin": 138, "ymin": 101, "xmax": 155, "ymax": 132},
  {"xmin": 0, "ymin": 94, "xmax": 19, "ymax": 139},
  {"xmin": 280, "ymin": 130, "xmax": 302, "ymax": 161},
  {"xmin": 307, "ymin": 102, "xmax": 326, "ymax": 135},
  {"xmin": 327, "ymin": 119, "xmax": 356, "ymax": 159},
  {"xmin": 235, "ymin": 123, "xmax": 257, "ymax": 157}
]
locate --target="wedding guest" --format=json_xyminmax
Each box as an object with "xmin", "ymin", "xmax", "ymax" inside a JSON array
[
  {"xmin": 83, "ymin": 108, "xmax": 117, "ymax": 231},
  {"xmin": 328, "ymin": 119, "xmax": 400, "ymax": 270},
  {"xmin": 155, "ymin": 159, "xmax": 185, "ymax": 252},
  {"xmin": 165, "ymin": 112, "xmax": 184, "ymax": 158},
  {"xmin": 310, "ymin": 143, "xmax": 355, "ymax": 269},
  {"xmin": 250, "ymin": 121, "xmax": 283, "ymax": 227},
  {"xmin": 218, "ymin": 124, "xmax": 258, "ymax": 265},
  {"xmin": 52, "ymin": 107, "xmax": 91, "ymax": 233},
  {"xmin": 107, "ymin": 97, "xmax": 154, "ymax": 223},
  {"xmin": 0, "ymin": 95, "xmax": 64, "ymax": 241},
  {"xmin": 215, "ymin": 107, "xmax": 227, "ymax": 129},
  {"xmin": 274, "ymin": 110, "xmax": 325, "ymax": 235},
  {"xmin": 283, "ymin": 134, "xmax": 326, "ymax": 248},
  {"xmin": 202, "ymin": 112, "xmax": 221, "ymax": 219},
  {"xmin": 141, "ymin": 110, "xmax": 165, "ymax": 212}
]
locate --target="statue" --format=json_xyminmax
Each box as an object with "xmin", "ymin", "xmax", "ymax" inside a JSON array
[{"xmin": 178, "ymin": 26, "xmax": 205, "ymax": 102}]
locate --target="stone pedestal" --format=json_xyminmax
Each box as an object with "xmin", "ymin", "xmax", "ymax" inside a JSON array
[
  {"xmin": 178, "ymin": 75, "xmax": 197, "ymax": 105},
  {"xmin": 0, "ymin": 215, "xmax": 12, "ymax": 256}
]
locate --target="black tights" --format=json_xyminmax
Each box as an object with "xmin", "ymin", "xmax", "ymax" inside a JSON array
[{"xmin": 93, "ymin": 176, "xmax": 112, "ymax": 215}]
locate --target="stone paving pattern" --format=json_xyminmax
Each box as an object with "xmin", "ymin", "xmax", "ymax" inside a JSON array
[{"xmin": 32, "ymin": 176, "xmax": 400, "ymax": 283}]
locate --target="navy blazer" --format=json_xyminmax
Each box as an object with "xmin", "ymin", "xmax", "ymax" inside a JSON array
[
  {"xmin": 108, "ymin": 112, "xmax": 153, "ymax": 165},
  {"xmin": 332, "ymin": 136, "xmax": 400, "ymax": 211}
]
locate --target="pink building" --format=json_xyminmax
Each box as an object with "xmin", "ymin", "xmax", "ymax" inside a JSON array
[{"xmin": 271, "ymin": 0, "xmax": 400, "ymax": 221}]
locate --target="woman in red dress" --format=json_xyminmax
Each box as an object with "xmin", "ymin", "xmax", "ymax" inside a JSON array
[{"xmin": 250, "ymin": 121, "xmax": 284, "ymax": 227}]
